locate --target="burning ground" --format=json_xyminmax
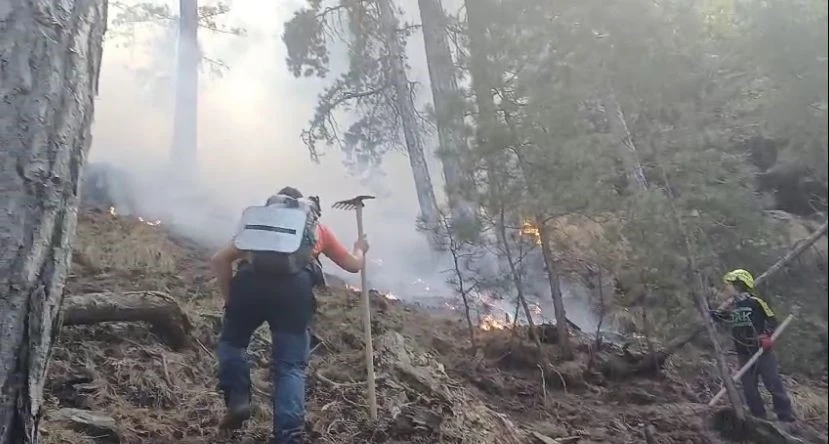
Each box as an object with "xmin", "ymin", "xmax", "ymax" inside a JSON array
[{"xmin": 40, "ymin": 209, "xmax": 828, "ymax": 443}]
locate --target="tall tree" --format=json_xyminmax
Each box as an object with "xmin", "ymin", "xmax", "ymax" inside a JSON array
[
  {"xmin": 462, "ymin": 0, "xmax": 501, "ymax": 212},
  {"xmin": 601, "ymin": 86, "xmax": 648, "ymax": 192},
  {"xmin": 463, "ymin": 0, "xmax": 584, "ymax": 352},
  {"xmin": 283, "ymin": 0, "xmax": 441, "ymax": 237},
  {"xmin": 0, "ymin": 1, "xmax": 108, "ymax": 442},
  {"xmin": 417, "ymin": 0, "xmax": 476, "ymax": 228},
  {"xmin": 377, "ymin": 0, "xmax": 439, "ymax": 231},
  {"xmin": 109, "ymin": 0, "xmax": 244, "ymax": 172},
  {"xmin": 449, "ymin": 0, "xmax": 826, "ymax": 379},
  {"xmin": 170, "ymin": 0, "xmax": 200, "ymax": 171}
]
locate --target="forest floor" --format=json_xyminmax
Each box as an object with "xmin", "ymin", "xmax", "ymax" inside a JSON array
[{"xmin": 40, "ymin": 209, "xmax": 829, "ymax": 444}]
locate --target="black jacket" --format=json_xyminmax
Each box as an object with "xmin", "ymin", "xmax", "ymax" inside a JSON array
[{"xmin": 712, "ymin": 293, "xmax": 779, "ymax": 356}]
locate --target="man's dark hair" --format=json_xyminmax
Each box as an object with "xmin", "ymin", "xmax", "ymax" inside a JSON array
[
  {"xmin": 277, "ymin": 186, "xmax": 303, "ymax": 199},
  {"xmin": 731, "ymin": 279, "xmax": 752, "ymax": 294},
  {"xmin": 268, "ymin": 187, "xmax": 321, "ymax": 216}
]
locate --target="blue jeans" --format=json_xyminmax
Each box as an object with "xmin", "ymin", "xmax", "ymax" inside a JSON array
[{"xmin": 217, "ymin": 265, "xmax": 314, "ymax": 443}]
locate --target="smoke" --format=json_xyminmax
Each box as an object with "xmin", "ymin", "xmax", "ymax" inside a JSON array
[{"xmin": 89, "ymin": 0, "xmax": 598, "ymax": 331}]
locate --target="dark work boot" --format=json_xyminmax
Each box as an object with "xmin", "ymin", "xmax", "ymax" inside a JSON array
[{"xmin": 219, "ymin": 392, "xmax": 251, "ymax": 430}]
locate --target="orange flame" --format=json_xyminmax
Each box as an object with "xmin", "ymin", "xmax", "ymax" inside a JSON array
[
  {"xmin": 520, "ymin": 221, "xmax": 542, "ymax": 245},
  {"xmin": 479, "ymin": 314, "xmax": 509, "ymax": 331}
]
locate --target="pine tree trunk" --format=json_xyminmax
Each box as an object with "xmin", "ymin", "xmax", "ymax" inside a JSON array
[
  {"xmin": 499, "ymin": 107, "xmax": 572, "ymax": 358},
  {"xmin": 660, "ymin": 167, "xmax": 746, "ymax": 420},
  {"xmin": 536, "ymin": 218, "xmax": 572, "ymax": 358},
  {"xmin": 0, "ymin": 1, "xmax": 107, "ymax": 442},
  {"xmin": 377, "ymin": 0, "xmax": 440, "ymax": 234},
  {"xmin": 495, "ymin": 209, "xmax": 539, "ymax": 344},
  {"xmin": 602, "ymin": 86, "xmax": 648, "ymax": 192},
  {"xmin": 170, "ymin": 0, "xmax": 199, "ymax": 172},
  {"xmin": 417, "ymin": 0, "xmax": 475, "ymax": 227}
]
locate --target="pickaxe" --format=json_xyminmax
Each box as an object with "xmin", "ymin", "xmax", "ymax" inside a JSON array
[{"xmin": 332, "ymin": 195, "xmax": 377, "ymax": 420}]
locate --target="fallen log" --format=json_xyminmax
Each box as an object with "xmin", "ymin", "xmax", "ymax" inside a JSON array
[
  {"xmin": 610, "ymin": 221, "xmax": 827, "ymax": 378},
  {"xmin": 48, "ymin": 408, "xmax": 121, "ymax": 443},
  {"xmin": 62, "ymin": 291, "xmax": 192, "ymax": 349}
]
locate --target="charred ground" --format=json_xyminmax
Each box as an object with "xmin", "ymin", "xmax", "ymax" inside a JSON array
[{"xmin": 40, "ymin": 210, "xmax": 828, "ymax": 444}]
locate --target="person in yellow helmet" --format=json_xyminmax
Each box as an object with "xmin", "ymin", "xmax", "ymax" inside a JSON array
[{"xmin": 710, "ymin": 269, "xmax": 795, "ymax": 422}]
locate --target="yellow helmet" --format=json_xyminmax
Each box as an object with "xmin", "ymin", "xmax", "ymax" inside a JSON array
[{"xmin": 723, "ymin": 269, "xmax": 755, "ymax": 290}]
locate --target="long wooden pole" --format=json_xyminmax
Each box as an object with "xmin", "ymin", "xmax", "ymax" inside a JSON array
[
  {"xmin": 708, "ymin": 314, "xmax": 795, "ymax": 406},
  {"xmin": 754, "ymin": 221, "xmax": 828, "ymax": 286},
  {"xmin": 356, "ymin": 205, "xmax": 378, "ymax": 420},
  {"xmin": 658, "ymin": 220, "xmax": 828, "ymax": 357}
]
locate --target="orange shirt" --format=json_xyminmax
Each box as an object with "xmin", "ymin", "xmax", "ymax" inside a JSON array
[{"xmin": 313, "ymin": 224, "xmax": 351, "ymax": 269}]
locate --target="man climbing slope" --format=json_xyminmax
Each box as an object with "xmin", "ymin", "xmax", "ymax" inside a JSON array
[
  {"xmin": 209, "ymin": 186, "xmax": 368, "ymax": 444},
  {"xmin": 711, "ymin": 268, "xmax": 795, "ymax": 423}
]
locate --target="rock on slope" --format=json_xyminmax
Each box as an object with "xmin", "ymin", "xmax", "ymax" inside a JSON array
[{"xmin": 40, "ymin": 209, "xmax": 828, "ymax": 444}]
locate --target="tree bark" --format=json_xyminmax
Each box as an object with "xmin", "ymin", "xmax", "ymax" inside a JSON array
[
  {"xmin": 693, "ymin": 290, "xmax": 747, "ymax": 418},
  {"xmin": 659, "ymin": 167, "xmax": 744, "ymax": 418},
  {"xmin": 536, "ymin": 217, "xmax": 572, "ymax": 358},
  {"xmin": 62, "ymin": 291, "xmax": 192, "ymax": 349},
  {"xmin": 417, "ymin": 0, "xmax": 476, "ymax": 227},
  {"xmin": 443, "ymin": 218, "xmax": 477, "ymax": 346},
  {"xmin": 170, "ymin": 0, "xmax": 199, "ymax": 172},
  {"xmin": 377, "ymin": 0, "xmax": 440, "ymax": 234},
  {"xmin": 0, "ymin": 1, "xmax": 108, "ymax": 442},
  {"xmin": 602, "ymin": 86, "xmax": 648, "ymax": 192},
  {"xmin": 495, "ymin": 208, "xmax": 540, "ymax": 346},
  {"xmin": 499, "ymin": 107, "xmax": 571, "ymax": 357}
]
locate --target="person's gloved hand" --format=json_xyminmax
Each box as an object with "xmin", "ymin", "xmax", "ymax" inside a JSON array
[
  {"xmin": 354, "ymin": 234, "xmax": 370, "ymax": 253},
  {"xmin": 758, "ymin": 333, "xmax": 773, "ymax": 351}
]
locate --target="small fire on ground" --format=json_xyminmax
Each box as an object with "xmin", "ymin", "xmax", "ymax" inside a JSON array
[
  {"xmin": 521, "ymin": 221, "xmax": 542, "ymax": 245},
  {"xmin": 343, "ymin": 281, "xmax": 543, "ymax": 332},
  {"xmin": 479, "ymin": 314, "xmax": 509, "ymax": 331},
  {"xmin": 345, "ymin": 284, "xmax": 399, "ymax": 301},
  {"xmin": 109, "ymin": 207, "xmax": 162, "ymax": 227},
  {"xmin": 438, "ymin": 290, "xmax": 545, "ymax": 331}
]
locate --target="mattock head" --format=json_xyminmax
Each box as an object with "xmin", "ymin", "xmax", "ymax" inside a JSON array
[{"xmin": 332, "ymin": 195, "xmax": 375, "ymax": 210}]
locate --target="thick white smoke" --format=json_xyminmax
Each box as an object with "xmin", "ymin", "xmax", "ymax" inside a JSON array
[{"xmin": 88, "ymin": 0, "xmax": 599, "ymax": 331}]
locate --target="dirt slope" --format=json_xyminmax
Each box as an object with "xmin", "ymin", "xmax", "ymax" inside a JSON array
[{"xmin": 40, "ymin": 210, "xmax": 828, "ymax": 444}]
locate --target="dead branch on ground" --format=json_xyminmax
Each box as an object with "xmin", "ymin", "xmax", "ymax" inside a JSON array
[{"xmin": 62, "ymin": 291, "xmax": 192, "ymax": 349}]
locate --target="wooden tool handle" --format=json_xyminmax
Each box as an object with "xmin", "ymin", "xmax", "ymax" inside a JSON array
[
  {"xmin": 355, "ymin": 206, "xmax": 377, "ymax": 420},
  {"xmin": 708, "ymin": 314, "xmax": 795, "ymax": 406}
]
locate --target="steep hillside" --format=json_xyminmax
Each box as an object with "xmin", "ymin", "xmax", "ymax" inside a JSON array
[{"xmin": 40, "ymin": 209, "xmax": 828, "ymax": 444}]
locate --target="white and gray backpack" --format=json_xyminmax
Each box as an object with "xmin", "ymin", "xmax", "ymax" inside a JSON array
[{"xmin": 233, "ymin": 194, "xmax": 319, "ymax": 276}]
